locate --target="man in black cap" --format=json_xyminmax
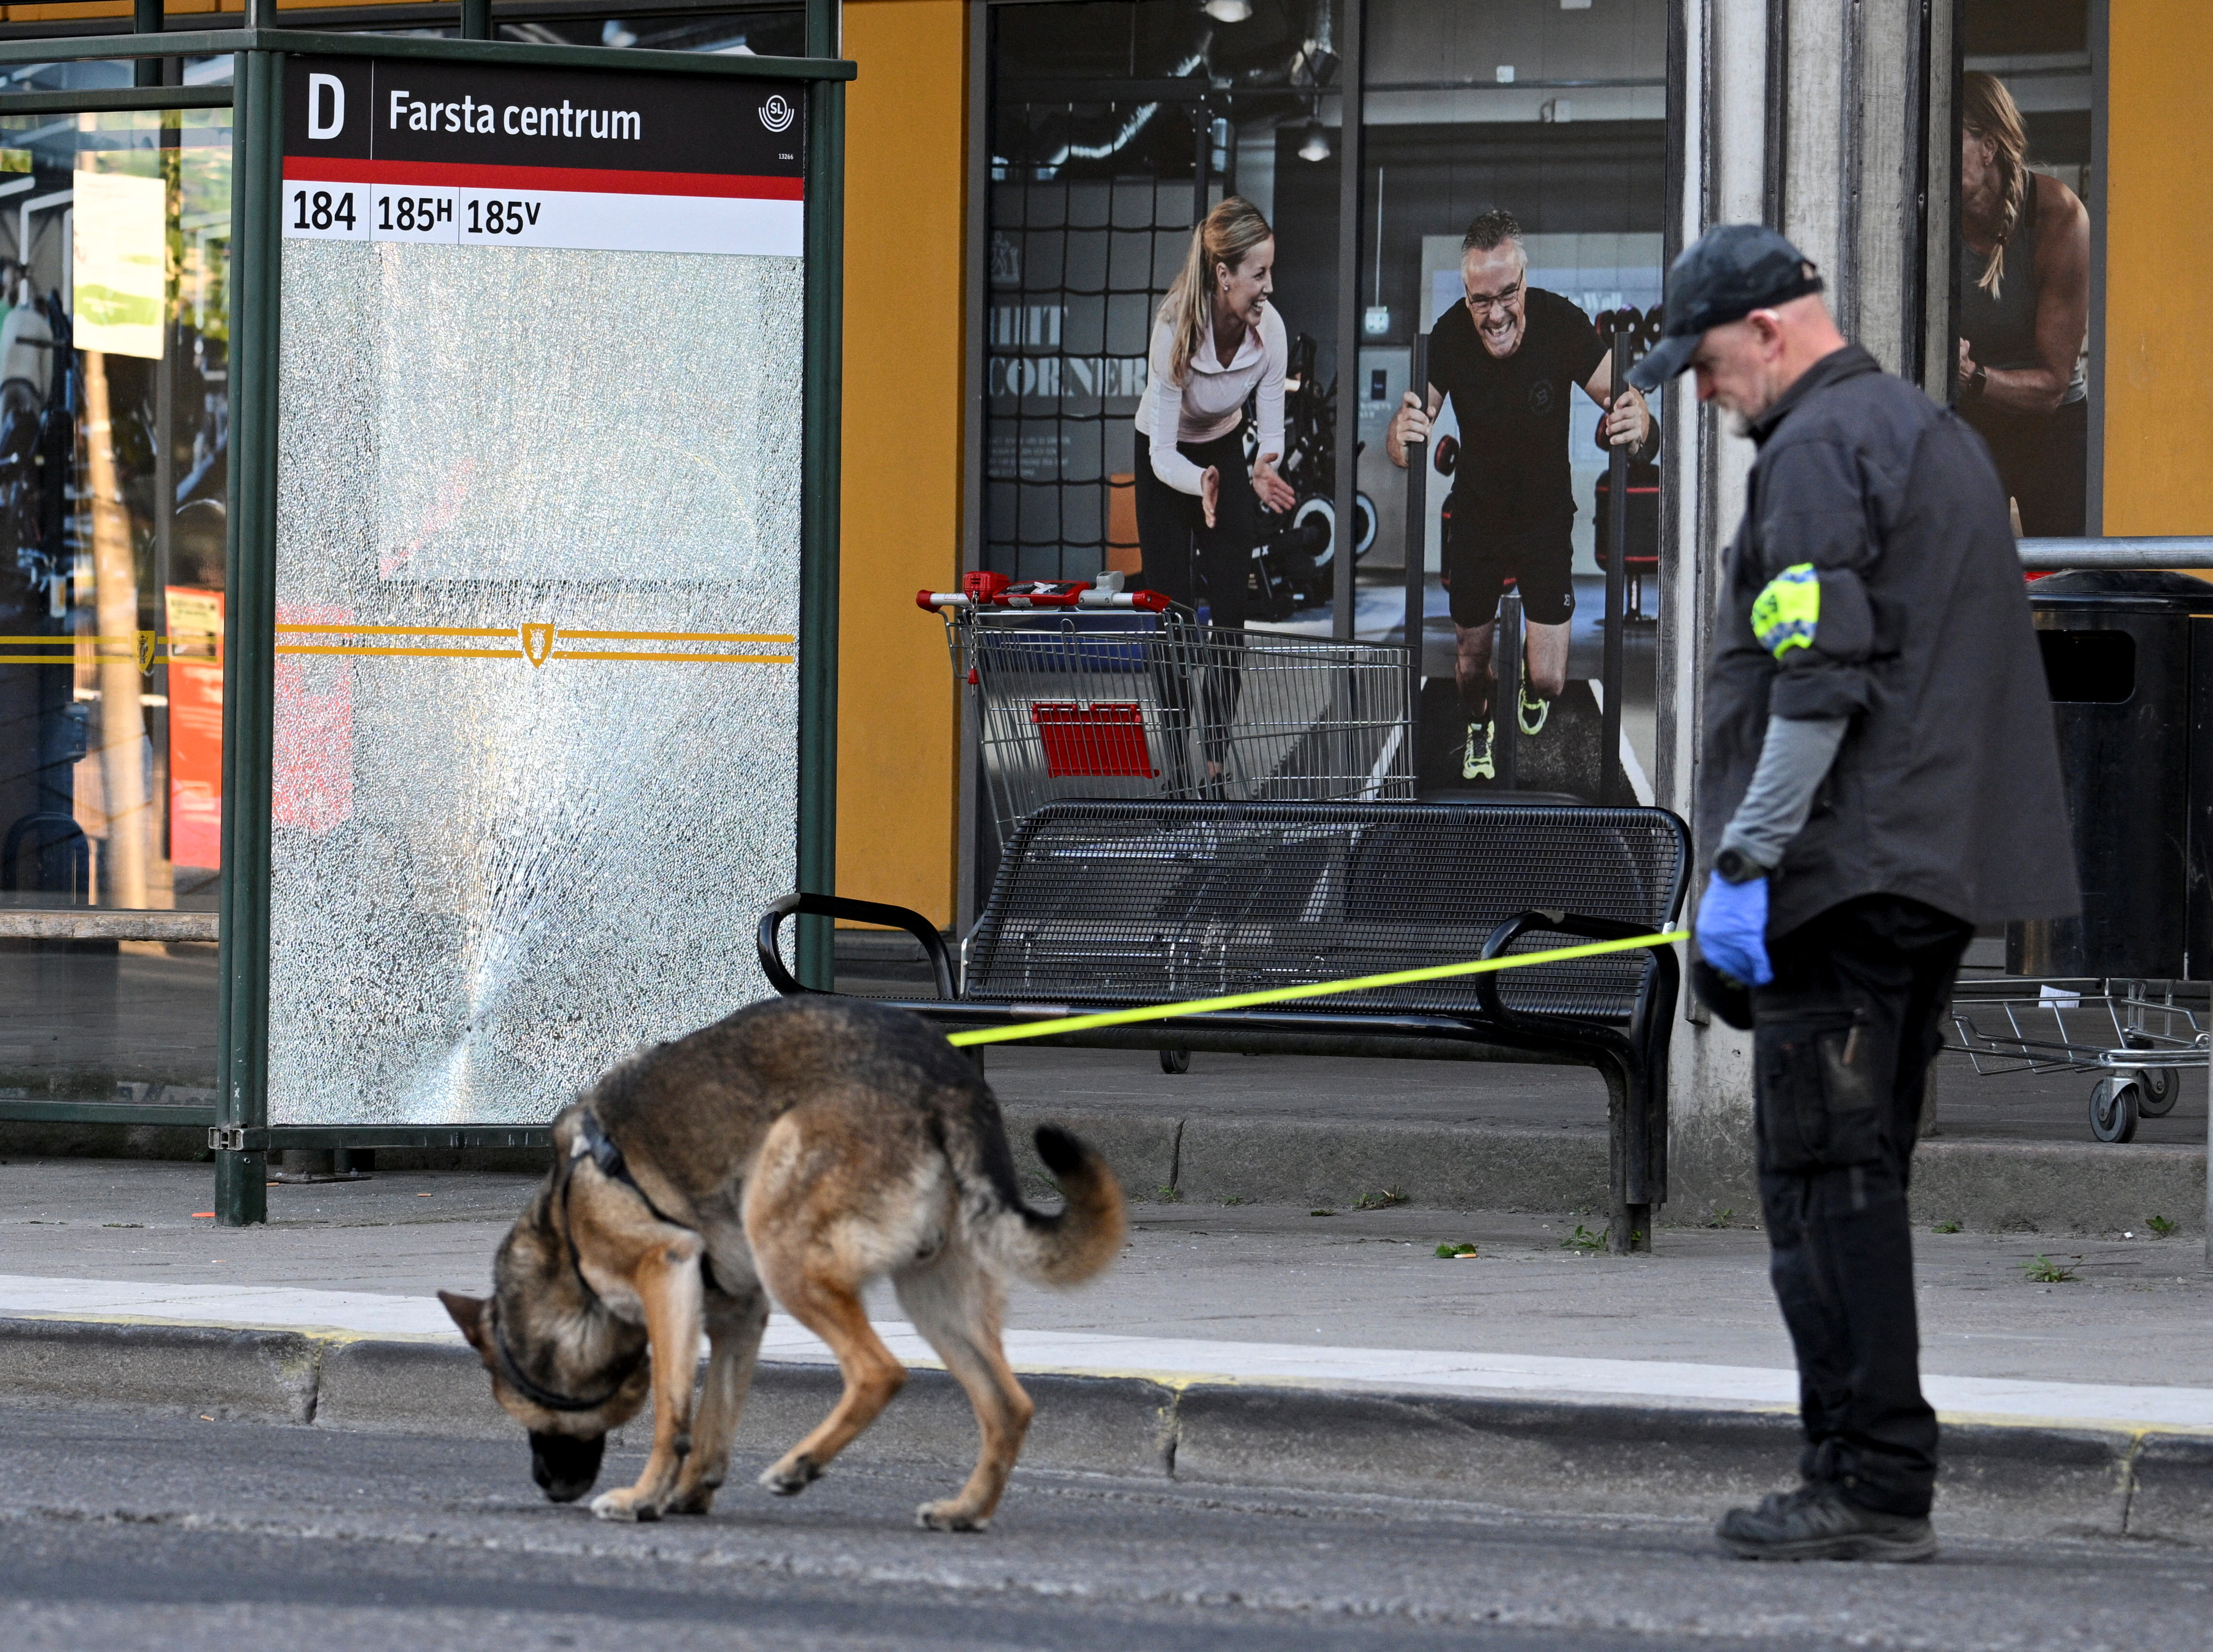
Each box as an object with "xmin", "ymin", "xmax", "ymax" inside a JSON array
[{"xmin": 1632, "ymin": 224, "xmax": 2078, "ymax": 1561}]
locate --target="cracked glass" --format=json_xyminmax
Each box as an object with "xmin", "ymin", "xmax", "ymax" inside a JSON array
[{"xmin": 269, "ymin": 237, "xmax": 803, "ymax": 1125}]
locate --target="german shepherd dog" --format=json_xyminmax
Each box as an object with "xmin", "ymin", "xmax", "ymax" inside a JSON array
[{"xmin": 438, "ymin": 996, "xmax": 1125, "ymax": 1531}]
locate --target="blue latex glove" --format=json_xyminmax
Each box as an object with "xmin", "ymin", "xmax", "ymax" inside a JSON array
[{"xmin": 1695, "ymin": 869, "xmax": 1773, "ymax": 987}]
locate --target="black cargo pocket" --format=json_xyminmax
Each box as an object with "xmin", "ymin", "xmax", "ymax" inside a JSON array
[{"xmin": 1754, "ymin": 1008, "xmax": 1883, "ymax": 1174}]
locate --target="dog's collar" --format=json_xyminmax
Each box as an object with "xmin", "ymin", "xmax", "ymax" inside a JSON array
[
  {"xmin": 570, "ymin": 1106, "xmax": 722, "ymax": 1296},
  {"xmin": 490, "ymin": 1304, "xmax": 645, "ymax": 1414},
  {"xmin": 574, "ymin": 1107, "xmax": 690, "ymax": 1230},
  {"xmin": 505, "ymin": 1108, "xmax": 716, "ymax": 1416}
]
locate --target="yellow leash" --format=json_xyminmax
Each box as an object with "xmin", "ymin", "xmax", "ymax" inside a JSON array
[{"xmin": 944, "ymin": 929, "xmax": 1690, "ymax": 1047}]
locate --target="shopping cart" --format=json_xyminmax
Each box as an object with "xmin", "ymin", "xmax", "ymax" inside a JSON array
[
  {"xmin": 919, "ymin": 571, "xmax": 1415, "ymax": 843},
  {"xmin": 1946, "ymin": 977, "xmax": 2209, "ymax": 1143}
]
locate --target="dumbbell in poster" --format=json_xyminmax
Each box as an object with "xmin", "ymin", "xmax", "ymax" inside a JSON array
[{"xmin": 267, "ymin": 56, "xmax": 807, "ymax": 1126}]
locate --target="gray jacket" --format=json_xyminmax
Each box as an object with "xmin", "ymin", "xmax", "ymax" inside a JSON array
[{"xmin": 1697, "ymin": 344, "xmax": 2080, "ymax": 935}]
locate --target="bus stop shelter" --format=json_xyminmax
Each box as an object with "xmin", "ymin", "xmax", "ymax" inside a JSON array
[{"xmin": 0, "ymin": 3, "xmax": 850, "ymax": 1225}]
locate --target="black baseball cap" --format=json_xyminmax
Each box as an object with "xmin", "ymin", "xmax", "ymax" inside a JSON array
[{"xmin": 1626, "ymin": 225, "xmax": 1825, "ymax": 392}]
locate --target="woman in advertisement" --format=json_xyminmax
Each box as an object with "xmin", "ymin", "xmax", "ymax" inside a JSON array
[
  {"xmin": 1132, "ymin": 196, "xmax": 1298, "ymax": 785},
  {"xmin": 1133, "ymin": 195, "xmax": 1298, "ymax": 621},
  {"xmin": 1956, "ymin": 69, "xmax": 2091, "ymax": 537}
]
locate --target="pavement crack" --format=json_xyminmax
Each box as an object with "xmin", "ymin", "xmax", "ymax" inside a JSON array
[{"xmin": 2118, "ymin": 1431, "xmax": 2146, "ymax": 1537}]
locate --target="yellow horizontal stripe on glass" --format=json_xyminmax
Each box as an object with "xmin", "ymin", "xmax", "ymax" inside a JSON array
[
  {"xmin": 549, "ymin": 650, "xmax": 796, "ymax": 664},
  {"xmin": 556, "ymin": 630, "xmax": 797, "ymax": 644},
  {"xmin": 274, "ymin": 624, "xmax": 515, "ymax": 637},
  {"xmin": 274, "ymin": 645, "xmax": 526, "ymax": 659}
]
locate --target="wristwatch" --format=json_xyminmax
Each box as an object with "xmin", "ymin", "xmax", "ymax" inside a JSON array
[
  {"xmin": 1965, "ymin": 363, "xmax": 1988, "ymax": 404},
  {"xmin": 1713, "ymin": 847, "xmax": 1768, "ymax": 884}
]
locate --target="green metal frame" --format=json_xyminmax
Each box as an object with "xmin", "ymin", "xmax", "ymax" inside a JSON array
[
  {"xmin": 0, "ymin": 1102, "xmax": 216, "ymax": 1126},
  {"xmin": 0, "ymin": 20, "xmax": 851, "ymax": 1223}
]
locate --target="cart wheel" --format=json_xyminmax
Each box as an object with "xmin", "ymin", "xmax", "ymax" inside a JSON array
[
  {"xmin": 1159, "ymin": 1048, "xmax": 1190, "ymax": 1075},
  {"xmin": 2089, "ymin": 1075, "xmax": 2141, "ymax": 1143},
  {"xmin": 2137, "ymin": 1065, "xmax": 2179, "ymax": 1116}
]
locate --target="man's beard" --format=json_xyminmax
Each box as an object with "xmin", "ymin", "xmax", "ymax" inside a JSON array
[{"xmin": 1723, "ymin": 406, "xmax": 1756, "ymax": 440}]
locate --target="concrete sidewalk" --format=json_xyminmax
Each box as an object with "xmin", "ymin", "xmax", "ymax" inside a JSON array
[
  {"xmin": 0, "ymin": 1158, "xmax": 2210, "ymax": 1544},
  {"xmin": 8, "ymin": 1026, "xmax": 2203, "ymax": 1236}
]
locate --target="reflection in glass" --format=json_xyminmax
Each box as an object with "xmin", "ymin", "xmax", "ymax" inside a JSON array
[{"xmin": 0, "ymin": 107, "xmax": 229, "ymax": 1104}]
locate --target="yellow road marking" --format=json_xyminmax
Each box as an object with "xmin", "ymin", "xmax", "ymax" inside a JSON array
[{"xmin": 944, "ymin": 930, "xmax": 1690, "ymax": 1047}]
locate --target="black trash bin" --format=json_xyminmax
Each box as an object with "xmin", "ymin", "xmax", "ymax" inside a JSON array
[{"xmin": 2008, "ymin": 570, "xmax": 2213, "ymax": 979}]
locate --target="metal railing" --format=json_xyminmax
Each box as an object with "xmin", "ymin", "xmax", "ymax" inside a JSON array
[{"xmin": 2020, "ymin": 536, "xmax": 2213, "ymax": 571}]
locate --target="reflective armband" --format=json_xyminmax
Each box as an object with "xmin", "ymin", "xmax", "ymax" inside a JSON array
[{"xmin": 1750, "ymin": 563, "xmax": 1820, "ymax": 659}]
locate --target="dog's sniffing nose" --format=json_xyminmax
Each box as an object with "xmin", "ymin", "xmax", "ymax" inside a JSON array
[{"xmin": 530, "ymin": 1431, "xmax": 607, "ymax": 1503}]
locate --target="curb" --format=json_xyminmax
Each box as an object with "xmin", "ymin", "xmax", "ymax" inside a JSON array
[{"xmin": 2, "ymin": 1315, "xmax": 2208, "ymax": 1544}]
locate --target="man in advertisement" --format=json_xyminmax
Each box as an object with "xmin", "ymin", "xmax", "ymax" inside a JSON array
[
  {"xmin": 1955, "ymin": 68, "xmax": 2091, "ymax": 537},
  {"xmin": 1631, "ymin": 224, "xmax": 2079, "ymax": 1561},
  {"xmin": 1386, "ymin": 210, "xmax": 1656, "ymax": 782}
]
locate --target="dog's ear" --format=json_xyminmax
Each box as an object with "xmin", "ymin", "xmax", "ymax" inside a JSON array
[{"xmin": 438, "ymin": 1290, "xmax": 488, "ymax": 1351}]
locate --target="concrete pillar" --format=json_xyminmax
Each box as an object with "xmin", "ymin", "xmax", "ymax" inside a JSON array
[
  {"xmin": 1656, "ymin": 0, "xmax": 1767, "ymax": 1220},
  {"xmin": 1659, "ymin": 0, "xmax": 1943, "ymax": 1220}
]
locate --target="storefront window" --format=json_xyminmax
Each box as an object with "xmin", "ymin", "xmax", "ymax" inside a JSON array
[
  {"xmin": 986, "ymin": 0, "xmax": 1348, "ymax": 596},
  {"xmin": 1357, "ymin": 0, "xmax": 1666, "ymax": 796},
  {"xmin": 983, "ymin": 0, "xmax": 1666, "ymax": 802}
]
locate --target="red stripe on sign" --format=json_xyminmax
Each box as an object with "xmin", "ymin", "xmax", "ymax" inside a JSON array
[{"xmin": 281, "ymin": 156, "xmax": 804, "ymax": 200}]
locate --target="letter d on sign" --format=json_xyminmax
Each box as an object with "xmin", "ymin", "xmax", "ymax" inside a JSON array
[{"xmin": 308, "ymin": 73, "xmax": 345, "ymax": 140}]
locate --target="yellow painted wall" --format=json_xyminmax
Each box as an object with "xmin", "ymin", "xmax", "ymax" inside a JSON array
[
  {"xmin": 836, "ymin": 0, "xmax": 967, "ymax": 929},
  {"xmin": 2102, "ymin": 1, "xmax": 2213, "ymax": 533}
]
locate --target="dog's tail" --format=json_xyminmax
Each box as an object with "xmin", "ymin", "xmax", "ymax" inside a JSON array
[{"xmin": 959, "ymin": 1122, "xmax": 1127, "ymax": 1287}]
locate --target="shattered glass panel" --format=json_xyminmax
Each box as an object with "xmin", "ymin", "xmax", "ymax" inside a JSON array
[{"xmin": 269, "ymin": 238, "xmax": 802, "ymax": 1125}]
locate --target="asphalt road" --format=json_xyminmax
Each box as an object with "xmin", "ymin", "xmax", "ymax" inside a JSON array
[{"xmin": 0, "ymin": 1403, "xmax": 2206, "ymax": 1650}]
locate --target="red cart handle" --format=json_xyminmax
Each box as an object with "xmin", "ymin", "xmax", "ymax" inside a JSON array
[{"xmin": 917, "ymin": 574, "xmax": 1169, "ymax": 613}]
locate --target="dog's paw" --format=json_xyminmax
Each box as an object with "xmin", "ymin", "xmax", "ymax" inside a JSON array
[
  {"xmin": 759, "ymin": 1455, "xmax": 822, "ymax": 1497},
  {"xmin": 666, "ymin": 1485, "xmax": 719, "ymax": 1517},
  {"xmin": 915, "ymin": 1500, "xmax": 989, "ymax": 1534},
  {"xmin": 590, "ymin": 1489, "xmax": 664, "ymax": 1523}
]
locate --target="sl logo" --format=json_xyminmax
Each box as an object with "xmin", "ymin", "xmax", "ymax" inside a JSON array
[
  {"xmin": 521, "ymin": 623, "xmax": 556, "ymax": 667},
  {"xmin": 137, "ymin": 630, "xmax": 158, "ymax": 673},
  {"xmin": 759, "ymin": 93, "xmax": 796, "ymax": 133}
]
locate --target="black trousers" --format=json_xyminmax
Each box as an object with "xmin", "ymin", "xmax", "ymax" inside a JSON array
[
  {"xmin": 1752, "ymin": 894, "xmax": 1974, "ymax": 1519},
  {"xmin": 1962, "ymin": 397, "xmax": 2088, "ymax": 538},
  {"xmin": 1134, "ymin": 426, "xmax": 1254, "ymax": 783},
  {"xmin": 1132, "ymin": 425, "xmax": 1256, "ymax": 630}
]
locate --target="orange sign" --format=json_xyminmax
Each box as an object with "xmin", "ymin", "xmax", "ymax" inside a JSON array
[{"xmin": 164, "ymin": 586, "xmax": 223, "ymax": 870}]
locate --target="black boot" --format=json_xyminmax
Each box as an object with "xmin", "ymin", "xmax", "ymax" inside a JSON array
[{"xmin": 1716, "ymin": 1483, "xmax": 1937, "ymax": 1563}]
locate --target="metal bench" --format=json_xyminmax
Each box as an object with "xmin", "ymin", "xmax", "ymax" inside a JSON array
[{"xmin": 759, "ymin": 799, "xmax": 1689, "ymax": 1253}]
